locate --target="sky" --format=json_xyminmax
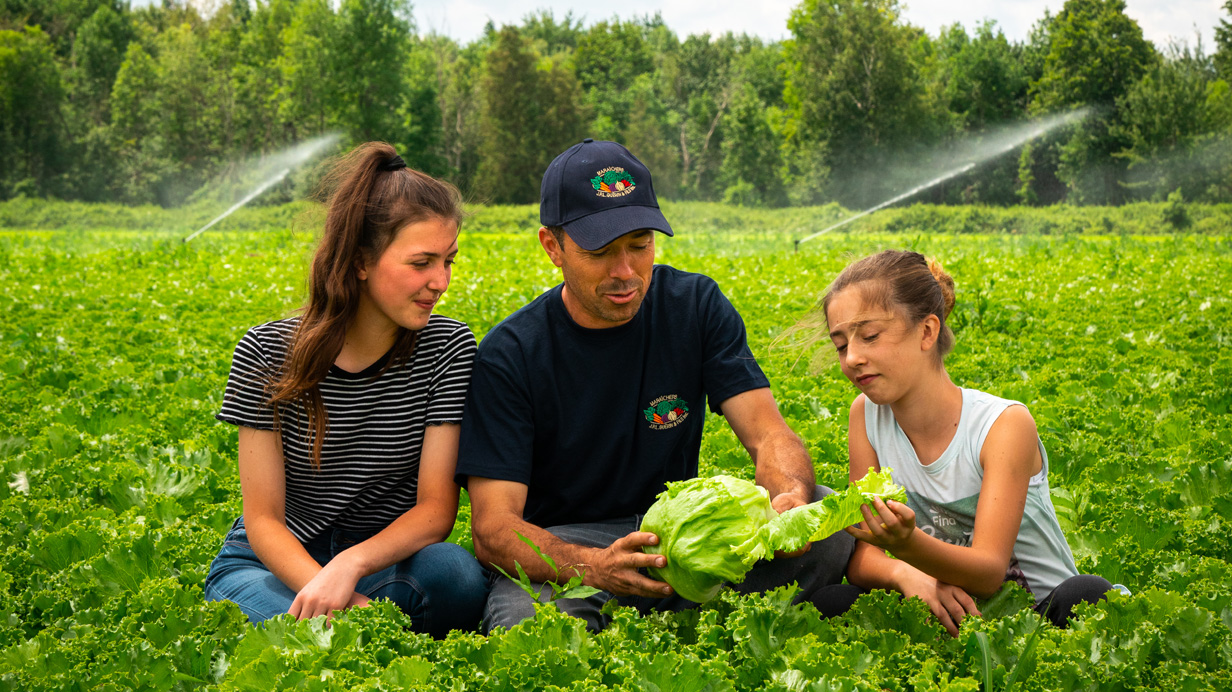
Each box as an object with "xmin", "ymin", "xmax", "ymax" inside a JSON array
[
  {"xmin": 131, "ymin": 1, "xmax": 1226, "ymax": 52},
  {"xmin": 409, "ymin": 0, "xmax": 1224, "ymax": 52}
]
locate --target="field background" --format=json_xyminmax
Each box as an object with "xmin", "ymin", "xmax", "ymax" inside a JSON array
[{"xmin": 0, "ymin": 200, "xmax": 1230, "ymax": 690}]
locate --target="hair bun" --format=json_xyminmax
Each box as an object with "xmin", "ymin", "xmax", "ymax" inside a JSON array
[{"xmin": 926, "ymin": 257, "xmax": 956, "ymax": 319}]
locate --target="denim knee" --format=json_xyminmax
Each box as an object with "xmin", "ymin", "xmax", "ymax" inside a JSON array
[
  {"xmin": 410, "ymin": 543, "xmax": 488, "ymax": 604},
  {"xmin": 363, "ymin": 542, "xmax": 488, "ymax": 638},
  {"xmin": 203, "ymin": 522, "xmax": 297, "ymax": 623}
]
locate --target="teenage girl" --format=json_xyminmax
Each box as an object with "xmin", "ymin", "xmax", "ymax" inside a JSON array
[
  {"xmin": 815, "ymin": 250, "xmax": 1110, "ymax": 636},
  {"xmin": 204, "ymin": 143, "xmax": 488, "ymax": 636}
]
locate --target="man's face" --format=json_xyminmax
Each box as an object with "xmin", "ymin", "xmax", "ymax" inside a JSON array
[{"xmin": 539, "ymin": 228, "xmax": 656, "ymax": 329}]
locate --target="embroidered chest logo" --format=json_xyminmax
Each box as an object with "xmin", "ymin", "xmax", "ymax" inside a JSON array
[
  {"xmin": 591, "ymin": 167, "xmax": 636, "ymax": 197},
  {"xmin": 644, "ymin": 395, "xmax": 689, "ymax": 430}
]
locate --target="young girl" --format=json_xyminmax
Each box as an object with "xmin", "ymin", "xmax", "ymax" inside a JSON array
[
  {"xmin": 203, "ymin": 143, "xmax": 488, "ymax": 636},
  {"xmin": 817, "ymin": 250, "xmax": 1110, "ymax": 636}
]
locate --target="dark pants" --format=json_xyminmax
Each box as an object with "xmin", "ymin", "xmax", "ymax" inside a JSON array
[
  {"xmin": 1033, "ymin": 574, "xmax": 1114, "ymax": 627},
  {"xmin": 483, "ymin": 485, "xmax": 857, "ymax": 633}
]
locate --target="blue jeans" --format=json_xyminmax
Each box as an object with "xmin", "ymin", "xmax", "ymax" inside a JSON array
[{"xmin": 204, "ymin": 517, "xmax": 489, "ymax": 638}]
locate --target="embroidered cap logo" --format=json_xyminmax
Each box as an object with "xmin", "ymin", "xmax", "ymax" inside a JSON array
[{"xmin": 591, "ymin": 167, "xmax": 637, "ymax": 198}]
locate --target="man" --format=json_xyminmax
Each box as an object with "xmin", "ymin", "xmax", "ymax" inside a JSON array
[{"xmin": 456, "ymin": 139, "xmax": 856, "ymax": 632}]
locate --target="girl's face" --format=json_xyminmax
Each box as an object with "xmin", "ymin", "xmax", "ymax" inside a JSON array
[
  {"xmin": 358, "ymin": 217, "xmax": 459, "ymax": 332},
  {"xmin": 825, "ymin": 285, "xmax": 935, "ymax": 405}
]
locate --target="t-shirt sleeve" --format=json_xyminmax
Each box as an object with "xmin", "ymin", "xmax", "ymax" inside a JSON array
[
  {"xmin": 698, "ymin": 278, "xmax": 771, "ymax": 414},
  {"xmin": 216, "ymin": 327, "xmax": 277, "ymax": 431},
  {"xmin": 454, "ymin": 332, "xmax": 535, "ymax": 488},
  {"xmin": 425, "ymin": 324, "xmax": 478, "ymax": 426}
]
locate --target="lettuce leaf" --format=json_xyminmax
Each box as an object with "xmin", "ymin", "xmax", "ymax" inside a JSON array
[
  {"xmin": 762, "ymin": 468, "xmax": 906, "ymax": 555},
  {"xmin": 641, "ymin": 469, "xmax": 907, "ymax": 602},
  {"xmin": 641, "ymin": 475, "xmax": 777, "ymax": 603}
]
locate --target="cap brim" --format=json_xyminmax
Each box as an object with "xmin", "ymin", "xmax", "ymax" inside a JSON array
[{"xmin": 562, "ymin": 205, "xmax": 674, "ymax": 251}]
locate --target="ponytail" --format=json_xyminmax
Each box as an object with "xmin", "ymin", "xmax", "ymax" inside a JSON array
[{"xmin": 267, "ymin": 142, "xmax": 463, "ymax": 468}]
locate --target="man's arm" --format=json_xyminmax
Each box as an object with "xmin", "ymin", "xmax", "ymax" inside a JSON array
[
  {"xmin": 468, "ymin": 477, "xmax": 674, "ymax": 598},
  {"xmin": 720, "ymin": 387, "xmax": 815, "ymax": 513}
]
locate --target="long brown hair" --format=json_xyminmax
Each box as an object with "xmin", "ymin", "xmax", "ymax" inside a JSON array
[{"xmin": 268, "ymin": 142, "xmax": 463, "ymax": 468}]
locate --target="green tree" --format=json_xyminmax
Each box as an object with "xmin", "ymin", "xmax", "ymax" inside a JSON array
[
  {"xmin": 109, "ymin": 41, "xmax": 173, "ymax": 203},
  {"xmin": 1014, "ymin": 11, "xmax": 1069, "ymax": 205},
  {"xmin": 278, "ymin": 0, "xmax": 338, "ymax": 138},
  {"xmin": 228, "ymin": 0, "xmax": 297, "ymax": 154},
  {"xmin": 0, "ymin": 0, "xmax": 119, "ymax": 53},
  {"xmin": 1031, "ymin": 0, "xmax": 1155, "ymax": 203},
  {"xmin": 332, "ymin": 0, "xmax": 415, "ymax": 142},
  {"xmin": 935, "ymin": 21, "xmax": 1028, "ymax": 130},
  {"xmin": 1114, "ymin": 46, "xmax": 1232, "ymax": 201},
  {"xmin": 398, "ymin": 41, "xmax": 447, "ymax": 176},
  {"xmin": 431, "ymin": 35, "xmax": 485, "ymax": 189},
  {"xmin": 1216, "ymin": 1, "xmax": 1232, "ymax": 81},
  {"xmin": 660, "ymin": 33, "xmax": 742, "ymax": 200},
  {"xmin": 475, "ymin": 25, "xmax": 589, "ymax": 204},
  {"xmin": 0, "ymin": 26, "xmax": 65, "ymax": 198},
  {"xmin": 784, "ymin": 0, "xmax": 943, "ymax": 207},
  {"xmin": 1032, "ymin": 0, "xmax": 1154, "ymax": 108},
  {"xmin": 575, "ymin": 19, "xmax": 655, "ymax": 139},
  {"xmin": 621, "ymin": 74, "xmax": 680, "ymax": 198},
  {"xmin": 520, "ymin": 9, "xmax": 583, "ymax": 54},
  {"xmin": 719, "ymin": 83, "xmax": 785, "ymax": 206},
  {"xmin": 70, "ymin": 3, "xmax": 134, "ymax": 113},
  {"xmin": 59, "ymin": 3, "xmax": 136, "ymax": 200},
  {"xmin": 156, "ymin": 23, "xmax": 223, "ymax": 174}
]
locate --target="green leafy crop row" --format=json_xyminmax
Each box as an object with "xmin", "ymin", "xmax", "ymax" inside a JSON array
[{"xmin": 0, "ymin": 205, "xmax": 1229, "ymax": 690}]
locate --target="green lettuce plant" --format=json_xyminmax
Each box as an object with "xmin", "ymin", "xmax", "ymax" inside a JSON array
[{"xmin": 641, "ymin": 469, "xmax": 907, "ymax": 602}]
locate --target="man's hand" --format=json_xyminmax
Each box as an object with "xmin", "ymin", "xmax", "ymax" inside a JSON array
[
  {"xmin": 288, "ymin": 554, "xmax": 364, "ymax": 623},
  {"xmin": 771, "ymin": 491, "xmax": 813, "ymax": 558},
  {"xmin": 897, "ymin": 568, "xmax": 981, "ymax": 637},
  {"xmin": 584, "ymin": 531, "xmax": 674, "ymax": 598},
  {"xmin": 845, "ymin": 497, "xmax": 916, "ymax": 551}
]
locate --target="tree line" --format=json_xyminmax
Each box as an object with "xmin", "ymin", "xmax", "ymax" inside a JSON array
[{"xmin": 2, "ymin": 0, "xmax": 1231, "ymax": 209}]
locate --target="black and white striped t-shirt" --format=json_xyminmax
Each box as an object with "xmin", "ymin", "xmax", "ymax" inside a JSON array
[{"xmin": 216, "ymin": 315, "xmax": 477, "ymax": 542}]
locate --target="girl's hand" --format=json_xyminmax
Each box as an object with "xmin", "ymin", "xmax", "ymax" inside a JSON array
[
  {"xmin": 846, "ymin": 497, "xmax": 916, "ymax": 550},
  {"xmin": 897, "ymin": 568, "xmax": 981, "ymax": 637},
  {"xmin": 288, "ymin": 555, "xmax": 365, "ymax": 623}
]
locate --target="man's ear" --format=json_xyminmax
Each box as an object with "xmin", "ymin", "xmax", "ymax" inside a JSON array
[{"xmin": 538, "ymin": 227, "xmax": 565, "ymax": 268}]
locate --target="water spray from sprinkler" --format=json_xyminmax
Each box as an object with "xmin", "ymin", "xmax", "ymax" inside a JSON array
[
  {"xmin": 184, "ymin": 132, "xmax": 341, "ymax": 243},
  {"xmin": 794, "ymin": 109, "xmax": 1090, "ymax": 250},
  {"xmin": 184, "ymin": 168, "xmax": 291, "ymax": 243}
]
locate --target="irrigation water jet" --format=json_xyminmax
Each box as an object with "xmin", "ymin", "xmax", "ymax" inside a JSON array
[
  {"xmin": 183, "ymin": 132, "xmax": 341, "ymax": 242},
  {"xmin": 794, "ymin": 109, "xmax": 1091, "ymax": 250}
]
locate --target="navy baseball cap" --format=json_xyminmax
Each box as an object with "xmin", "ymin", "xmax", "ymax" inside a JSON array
[{"xmin": 540, "ymin": 139, "xmax": 673, "ymax": 251}]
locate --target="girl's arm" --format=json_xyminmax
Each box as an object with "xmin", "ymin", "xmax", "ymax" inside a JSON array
[
  {"xmin": 288, "ymin": 422, "xmax": 463, "ymax": 619},
  {"xmin": 237, "ymin": 426, "xmax": 348, "ymax": 606},
  {"xmin": 842, "ymin": 396, "xmax": 981, "ymax": 636},
  {"xmin": 852, "ymin": 404, "xmax": 1040, "ymax": 598}
]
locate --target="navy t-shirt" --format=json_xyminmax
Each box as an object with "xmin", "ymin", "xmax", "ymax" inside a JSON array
[{"xmin": 455, "ymin": 265, "xmax": 769, "ymax": 527}]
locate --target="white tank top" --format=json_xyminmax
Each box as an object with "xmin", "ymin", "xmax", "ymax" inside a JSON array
[{"xmin": 864, "ymin": 388, "xmax": 1078, "ymax": 599}]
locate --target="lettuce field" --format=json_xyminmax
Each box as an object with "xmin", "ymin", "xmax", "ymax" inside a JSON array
[{"xmin": 0, "ymin": 202, "xmax": 1230, "ymax": 690}]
